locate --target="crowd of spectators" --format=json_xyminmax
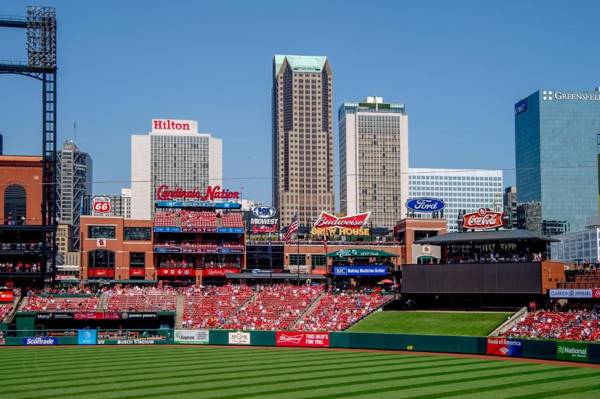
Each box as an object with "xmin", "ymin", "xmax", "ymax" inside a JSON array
[
  {"xmin": 23, "ymin": 295, "xmax": 100, "ymax": 312},
  {"xmin": 506, "ymin": 309, "xmax": 600, "ymax": 342},
  {"xmin": 223, "ymin": 284, "xmax": 323, "ymax": 331},
  {"xmin": 446, "ymin": 251, "xmax": 543, "ymax": 264},
  {"xmin": 105, "ymin": 286, "xmax": 178, "ymax": 311},
  {"xmin": 0, "ymin": 262, "xmax": 42, "ymax": 273},
  {"xmin": 298, "ymin": 290, "xmax": 391, "ymax": 331},
  {"xmin": 182, "ymin": 285, "xmax": 253, "ymax": 328},
  {"xmin": 0, "ymin": 304, "xmax": 13, "ymax": 321}
]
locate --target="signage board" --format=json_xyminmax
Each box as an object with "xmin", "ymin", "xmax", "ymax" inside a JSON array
[
  {"xmin": 202, "ymin": 268, "xmax": 239, "ymax": 277},
  {"xmin": 73, "ymin": 312, "xmax": 120, "ymax": 320},
  {"xmin": 557, "ymin": 342, "xmax": 588, "ymax": 362},
  {"xmin": 486, "ymin": 337, "xmax": 522, "ymax": 357},
  {"xmin": 406, "ymin": 198, "xmax": 445, "ymax": 213},
  {"xmin": 462, "ymin": 208, "xmax": 504, "ymax": 230},
  {"xmin": 155, "ymin": 201, "xmax": 241, "ymax": 209},
  {"xmin": 311, "ymin": 212, "xmax": 370, "ymax": 236},
  {"xmin": 152, "ymin": 119, "xmax": 194, "ymax": 132},
  {"xmin": 514, "ymin": 98, "xmax": 528, "ymax": 115},
  {"xmin": 157, "ymin": 268, "xmax": 194, "ymax": 277},
  {"xmin": 549, "ymin": 289, "xmax": 600, "ymax": 299},
  {"xmin": 156, "ymin": 185, "xmax": 240, "ymax": 202},
  {"xmin": 174, "ymin": 329, "xmax": 209, "ymax": 344},
  {"xmin": 333, "ymin": 265, "xmax": 388, "ymax": 276},
  {"xmin": 77, "ymin": 329, "xmax": 97, "ymax": 345},
  {"xmin": 250, "ymin": 206, "xmax": 278, "ymax": 234},
  {"xmin": 87, "ymin": 268, "xmax": 115, "ymax": 278},
  {"xmin": 228, "ymin": 331, "xmax": 251, "ymax": 345},
  {"xmin": 35, "ymin": 312, "xmax": 74, "ymax": 320},
  {"xmin": 276, "ymin": 332, "xmax": 330, "ymax": 348},
  {"xmin": 0, "ymin": 290, "xmax": 14, "ymax": 303},
  {"xmin": 22, "ymin": 337, "xmax": 57, "ymax": 346},
  {"xmin": 92, "ymin": 196, "xmax": 112, "ymax": 214}
]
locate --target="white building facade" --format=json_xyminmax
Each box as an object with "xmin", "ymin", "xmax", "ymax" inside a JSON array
[
  {"xmin": 339, "ymin": 97, "xmax": 409, "ymax": 228},
  {"xmin": 408, "ymin": 168, "xmax": 503, "ymax": 231},
  {"xmin": 551, "ymin": 227, "xmax": 600, "ymax": 264},
  {"xmin": 131, "ymin": 119, "xmax": 222, "ymax": 220}
]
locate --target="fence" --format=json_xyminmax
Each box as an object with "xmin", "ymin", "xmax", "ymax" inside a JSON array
[{"xmin": 2, "ymin": 328, "xmax": 600, "ymax": 364}]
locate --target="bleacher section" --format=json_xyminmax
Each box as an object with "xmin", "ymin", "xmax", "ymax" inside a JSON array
[
  {"xmin": 105, "ymin": 287, "xmax": 177, "ymax": 311},
  {"xmin": 182, "ymin": 285, "xmax": 253, "ymax": 328},
  {"xmin": 0, "ymin": 303, "xmax": 13, "ymax": 321},
  {"xmin": 297, "ymin": 292, "xmax": 392, "ymax": 331},
  {"xmin": 506, "ymin": 310, "xmax": 600, "ymax": 342},
  {"xmin": 23, "ymin": 296, "xmax": 100, "ymax": 312},
  {"xmin": 559, "ymin": 269, "xmax": 600, "ymax": 289},
  {"xmin": 153, "ymin": 210, "xmax": 244, "ymax": 229},
  {"xmin": 223, "ymin": 285, "xmax": 322, "ymax": 331}
]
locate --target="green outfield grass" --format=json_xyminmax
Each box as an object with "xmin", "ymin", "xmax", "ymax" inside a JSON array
[
  {"xmin": 348, "ymin": 311, "xmax": 513, "ymax": 336},
  {"xmin": 0, "ymin": 346, "xmax": 598, "ymax": 398}
]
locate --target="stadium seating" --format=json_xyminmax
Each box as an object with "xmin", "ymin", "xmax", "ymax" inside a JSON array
[
  {"xmin": 223, "ymin": 285, "xmax": 323, "ymax": 331},
  {"xmin": 0, "ymin": 304, "xmax": 13, "ymax": 321},
  {"xmin": 220, "ymin": 212, "xmax": 243, "ymax": 228},
  {"xmin": 182, "ymin": 285, "xmax": 253, "ymax": 328},
  {"xmin": 506, "ymin": 310, "xmax": 600, "ymax": 342},
  {"xmin": 105, "ymin": 287, "xmax": 177, "ymax": 311},
  {"xmin": 297, "ymin": 291, "xmax": 392, "ymax": 331},
  {"xmin": 23, "ymin": 295, "xmax": 100, "ymax": 311}
]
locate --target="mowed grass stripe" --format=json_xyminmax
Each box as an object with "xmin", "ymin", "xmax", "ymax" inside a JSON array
[
  {"xmin": 12, "ymin": 353, "xmax": 466, "ymax": 399},
  {"xmin": 2, "ymin": 349, "xmax": 392, "ymax": 388},
  {"xmin": 514, "ymin": 385, "xmax": 600, "ymax": 399},
  {"xmin": 296, "ymin": 366, "xmax": 595, "ymax": 399},
  {"xmin": 3, "ymin": 351, "xmax": 442, "ymax": 396},
  {"xmin": 93, "ymin": 360, "xmax": 525, "ymax": 399}
]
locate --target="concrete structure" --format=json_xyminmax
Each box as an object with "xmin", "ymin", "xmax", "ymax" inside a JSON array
[
  {"xmin": 131, "ymin": 119, "xmax": 222, "ymax": 220},
  {"xmin": 339, "ymin": 96, "xmax": 409, "ymax": 228},
  {"xmin": 56, "ymin": 223, "xmax": 70, "ymax": 253},
  {"xmin": 515, "ymin": 88, "xmax": 600, "ymax": 232},
  {"xmin": 394, "ymin": 218, "xmax": 447, "ymax": 265},
  {"xmin": 0, "ymin": 155, "xmax": 43, "ymax": 225},
  {"xmin": 56, "ymin": 140, "xmax": 93, "ymax": 250},
  {"xmin": 408, "ymin": 168, "xmax": 503, "ymax": 232},
  {"xmin": 504, "ymin": 186, "xmax": 518, "ymax": 229},
  {"xmin": 272, "ymin": 55, "xmax": 334, "ymax": 227},
  {"xmin": 551, "ymin": 227, "xmax": 600, "ymax": 264}
]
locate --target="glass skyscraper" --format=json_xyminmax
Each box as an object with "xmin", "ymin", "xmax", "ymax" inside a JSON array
[{"xmin": 515, "ymin": 88, "xmax": 600, "ymax": 232}]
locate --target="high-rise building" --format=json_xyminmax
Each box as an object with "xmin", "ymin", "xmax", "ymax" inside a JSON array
[
  {"xmin": 272, "ymin": 55, "xmax": 334, "ymax": 227},
  {"xmin": 408, "ymin": 168, "xmax": 503, "ymax": 232},
  {"xmin": 503, "ymin": 186, "xmax": 518, "ymax": 229},
  {"xmin": 339, "ymin": 96, "xmax": 408, "ymax": 228},
  {"xmin": 56, "ymin": 140, "xmax": 93, "ymax": 250},
  {"xmin": 121, "ymin": 188, "xmax": 131, "ymax": 219},
  {"xmin": 131, "ymin": 119, "xmax": 222, "ymax": 220},
  {"xmin": 515, "ymin": 88, "xmax": 600, "ymax": 232}
]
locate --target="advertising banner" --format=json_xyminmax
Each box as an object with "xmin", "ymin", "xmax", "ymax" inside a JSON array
[
  {"xmin": 549, "ymin": 289, "xmax": 593, "ymax": 299},
  {"xmin": 36, "ymin": 312, "xmax": 74, "ymax": 321},
  {"xmin": 77, "ymin": 329, "xmax": 97, "ymax": 345},
  {"xmin": 0, "ymin": 290, "xmax": 14, "ymax": 303},
  {"xmin": 276, "ymin": 332, "xmax": 330, "ymax": 348},
  {"xmin": 462, "ymin": 208, "xmax": 504, "ymax": 230},
  {"xmin": 174, "ymin": 329, "xmax": 209, "ymax": 344},
  {"xmin": 486, "ymin": 337, "xmax": 523, "ymax": 357},
  {"xmin": 250, "ymin": 206, "xmax": 278, "ymax": 234},
  {"xmin": 22, "ymin": 337, "xmax": 58, "ymax": 346},
  {"xmin": 228, "ymin": 331, "xmax": 251, "ymax": 345},
  {"xmin": 119, "ymin": 312, "xmax": 158, "ymax": 320},
  {"xmin": 557, "ymin": 342, "xmax": 588, "ymax": 362},
  {"xmin": 333, "ymin": 265, "xmax": 388, "ymax": 277},
  {"xmin": 406, "ymin": 198, "xmax": 445, "ymax": 213},
  {"xmin": 157, "ymin": 268, "xmax": 194, "ymax": 277},
  {"xmin": 73, "ymin": 312, "xmax": 120, "ymax": 320},
  {"xmin": 87, "ymin": 268, "xmax": 115, "ymax": 278},
  {"xmin": 129, "ymin": 268, "xmax": 145, "ymax": 277},
  {"xmin": 311, "ymin": 212, "xmax": 371, "ymax": 237},
  {"xmin": 202, "ymin": 268, "xmax": 240, "ymax": 277}
]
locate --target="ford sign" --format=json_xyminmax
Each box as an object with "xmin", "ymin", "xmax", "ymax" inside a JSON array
[
  {"xmin": 252, "ymin": 206, "xmax": 276, "ymax": 218},
  {"xmin": 406, "ymin": 198, "xmax": 445, "ymax": 213}
]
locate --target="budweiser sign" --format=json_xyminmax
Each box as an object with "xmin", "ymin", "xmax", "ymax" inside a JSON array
[
  {"xmin": 463, "ymin": 208, "xmax": 504, "ymax": 230},
  {"xmin": 275, "ymin": 332, "xmax": 330, "ymax": 348},
  {"xmin": 156, "ymin": 185, "xmax": 240, "ymax": 202},
  {"xmin": 313, "ymin": 212, "xmax": 370, "ymax": 229}
]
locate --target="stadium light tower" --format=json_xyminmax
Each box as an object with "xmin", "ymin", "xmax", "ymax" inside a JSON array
[{"xmin": 0, "ymin": 6, "xmax": 58, "ymax": 284}]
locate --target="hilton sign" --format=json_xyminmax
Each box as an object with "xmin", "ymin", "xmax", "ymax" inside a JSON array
[{"xmin": 152, "ymin": 119, "xmax": 196, "ymax": 132}]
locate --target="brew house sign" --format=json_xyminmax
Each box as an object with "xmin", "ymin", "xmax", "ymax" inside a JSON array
[
  {"xmin": 156, "ymin": 185, "xmax": 240, "ymax": 202},
  {"xmin": 462, "ymin": 208, "xmax": 504, "ymax": 230},
  {"xmin": 311, "ymin": 212, "xmax": 371, "ymax": 236}
]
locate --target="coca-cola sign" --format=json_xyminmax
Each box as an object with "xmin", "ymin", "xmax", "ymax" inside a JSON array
[
  {"xmin": 92, "ymin": 197, "xmax": 112, "ymax": 214},
  {"xmin": 313, "ymin": 212, "xmax": 370, "ymax": 229},
  {"xmin": 156, "ymin": 185, "xmax": 240, "ymax": 202},
  {"xmin": 463, "ymin": 208, "xmax": 504, "ymax": 230}
]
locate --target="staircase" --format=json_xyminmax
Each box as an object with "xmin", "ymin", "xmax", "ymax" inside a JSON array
[
  {"xmin": 290, "ymin": 292, "xmax": 324, "ymax": 330},
  {"xmin": 221, "ymin": 290, "xmax": 258, "ymax": 328},
  {"xmin": 175, "ymin": 294, "xmax": 185, "ymax": 328},
  {"xmin": 98, "ymin": 293, "xmax": 108, "ymax": 310}
]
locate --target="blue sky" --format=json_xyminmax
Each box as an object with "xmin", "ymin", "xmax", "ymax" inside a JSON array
[{"xmin": 1, "ymin": 1, "xmax": 599, "ymax": 206}]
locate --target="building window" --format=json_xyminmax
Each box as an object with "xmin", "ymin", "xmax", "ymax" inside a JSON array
[
  {"xmin": 88, "ymin": 250, "xmax": 115, "ymax": 268},
  {"xmin": 3, "ymin": 184, "xmax": 26, "ymax": 225},
  {"xmin": 289, "ymin": 254, "xmax": 306, "ymax": 265},
  {"xmin": 130, "ymin": 252, "xmax": 145, "ymax": 267},
  {"xmin": 124, "ymin": 227, "xmax": 151, "ymax": 241},
  {"xmin": 311, "ymin": 255, "xmax": 326, "ymax": 267},
  {"xmin": 88, "ymin": 225, "xmax": 116, "ymax": 239}
]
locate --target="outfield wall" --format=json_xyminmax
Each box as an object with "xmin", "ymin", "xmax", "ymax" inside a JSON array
[{"xmin": 1, "ymin": 329, "xmax": 599, "ymax": 364}]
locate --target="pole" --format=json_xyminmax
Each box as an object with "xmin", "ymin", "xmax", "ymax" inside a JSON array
[
  {"xmin": 269, "ymin": 233, "xmax": 273, "ymax": 285},
  {"xmin": 296, "ymin": 229, "xmax": 300, "ymax": 285}
]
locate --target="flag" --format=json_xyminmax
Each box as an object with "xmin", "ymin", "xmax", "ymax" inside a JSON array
[{"xmin": 283, "ymin": 213, "xmax": 299, "ymax": 243}]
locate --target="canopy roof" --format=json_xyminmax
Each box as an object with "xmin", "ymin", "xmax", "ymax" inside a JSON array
[
  {"xmin": 326, "ymin": 248, "xmax": 397, "ymax": 258},
  {"xmin": 226, "ymin": 272, "xmax": 325, "ymax": 280},
  {"xmin": 415, "ymin": 229, "xmax": 559, "ymax": 245}
]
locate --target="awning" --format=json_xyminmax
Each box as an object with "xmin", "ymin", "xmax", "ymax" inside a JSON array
[
  {"xmin": 414, "ymin": 229, "xmax": 559, "ymax": 245},
  {"xmin": 226, "ymin": 272, "xmax": 326, "ymax": 280},
  {"xmin": 326, "ymin": 248, "xmax": 397, "ymax": 258}
]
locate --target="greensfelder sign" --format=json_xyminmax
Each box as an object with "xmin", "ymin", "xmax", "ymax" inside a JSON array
[{"xmin": 557, "ymin": 342, "xmax": 588, "ymax": 362}]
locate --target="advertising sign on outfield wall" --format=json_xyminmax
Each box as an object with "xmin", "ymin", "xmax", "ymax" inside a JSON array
[
  {"xmin": 276, "ymin": 332, "xmax": 330, "ymax": 348},
  {"xmin": 77, "ymin": 330, "xmax": 97, "ymax": 345},
  {"xmin": 486, "ymin": 337, "xmax": 522, "ymax": 357},
  {"xmin": 22, "ymin": 337, "xmax": 57, "ymax": 346},
  {"xmin": 174, "ymin": 329, "xmax": 209, "ymax": 344},
  {"xmin": 557, "ymin": 342, "xmax": 588, "ymax": 362},
  {"xmin": 228, "ymin": 331, "xmax": 251, "ymax": 345}
]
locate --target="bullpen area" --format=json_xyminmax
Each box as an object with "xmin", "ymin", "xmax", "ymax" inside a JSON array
[{"xmin": 1, "ymin": 345, "xmax": 599, "ymax": 399}]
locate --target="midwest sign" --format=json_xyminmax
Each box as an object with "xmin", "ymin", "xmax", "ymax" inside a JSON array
[
  {"xmin": 311, "ymin": 212, "xmax": 370, "ymax": 236},
  {"xmin": 406, "ymin": 198, "xmax": 445, "ymax": 213},
  {"xmin": 250, "ymin": 206, "xmax": 278, "ymax": 233},
  {"xmin": 156, "ymin": 185, "xmax": 240, "ymax": 202},
  {"xmin": 462, "ymin": 208, "xmax": 503, "ymax": 230}
]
